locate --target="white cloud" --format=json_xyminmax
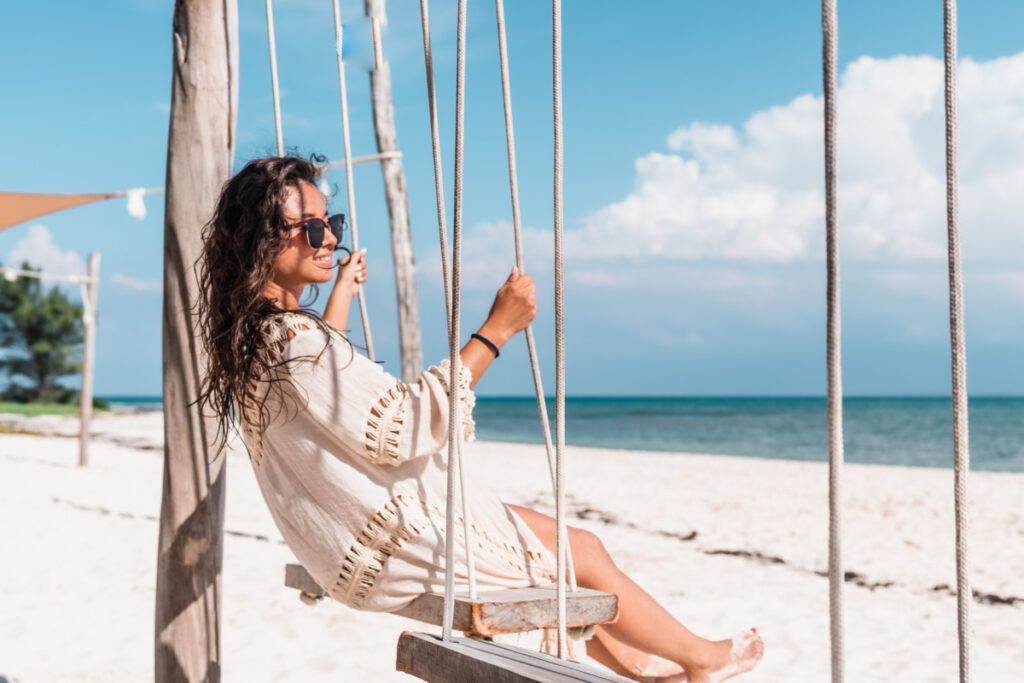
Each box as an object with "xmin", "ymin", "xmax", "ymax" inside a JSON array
[
  {"xmin": 972, "ymin": 269, "xmax": 1024, "ymax": 300},
  {"xmin": 423, "ymin": 53, "xmax": 1024, "ymax": 306},
  {"xmin": 421, "ymin": 219, "xmax": 789, "ymax": 297},
  {"xmin": 872, "ymin": 268, "xmax": 946, "ymax": 297},
  {"xmin": 420, "ymin": 220, "xmax": 554, "ymax": 290},
  {"xmin": 569, "ymin": 269, "xmax": 630, "ymax": 288},
  {"xmin": 112, "ymin": 273, "xmax": 162, "ymax": 293},
  {"xmin": 6, "ymin": 224, "xmax": 86, "ymax": 276},
  {"xmin": 581, "ymin": 52, "xmax": 1024, "ymax": 265}
]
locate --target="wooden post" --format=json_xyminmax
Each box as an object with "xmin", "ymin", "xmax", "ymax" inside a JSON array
[
  {"xmin": 77, "ymin": 252, "xmax": 100, "ymax": 467},
  {"xmin": 365, "ymin": 0, "xmax": 422, "ymax": 381},
  {"xmin": 155, "ymin": 1, "xmax": 237, "ymax": 682}
]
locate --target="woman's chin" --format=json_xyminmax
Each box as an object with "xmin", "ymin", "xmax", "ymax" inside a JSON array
[{"xmin": 310, "ymin": 266, "xmax": 334, "ymax": 283}]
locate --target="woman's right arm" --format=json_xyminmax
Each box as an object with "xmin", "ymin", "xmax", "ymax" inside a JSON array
[{"xmin": 322, "ymin": 249, "xmax": 367, "ymax": 333}]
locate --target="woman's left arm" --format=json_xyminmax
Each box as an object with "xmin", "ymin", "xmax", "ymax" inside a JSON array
[
  {"xmin": 389, "ymin": 264, "xmax": 537, "ymax": 459},
  {"xmin": 458, "ymin": 266, "xmax": 536, "ymax": 388},
  {"xmin": 295, "ymin": 266, "xmax": 537, "ymax": 465}
]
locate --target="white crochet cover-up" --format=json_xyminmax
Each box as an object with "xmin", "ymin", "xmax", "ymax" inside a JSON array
[{"xmin": 240, "ymin": 313, "xmax": 557, "ymax": 612}]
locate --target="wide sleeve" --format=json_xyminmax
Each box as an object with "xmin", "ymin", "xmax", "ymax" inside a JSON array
[{"xmin": 282, "ymin": 326, "xmax": 475, "ymax": 466}]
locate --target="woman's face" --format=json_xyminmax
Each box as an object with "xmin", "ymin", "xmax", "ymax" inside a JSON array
[{"xmin": 269, "ymin": 180, "xmax": 338, "ymax": 294}]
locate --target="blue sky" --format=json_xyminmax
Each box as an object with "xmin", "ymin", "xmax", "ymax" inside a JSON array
[{"xmin": 1, "ymin": 1, "xmax": 1022, "ymax": 397}]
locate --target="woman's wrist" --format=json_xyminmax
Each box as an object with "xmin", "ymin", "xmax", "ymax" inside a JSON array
[
  {"xmin": 476, "ymin": 321, "xmax": 513, "ymax": 349},
  {"xmin": 470, "ymin": 333, "xmax": 500, "ymax": 358}
]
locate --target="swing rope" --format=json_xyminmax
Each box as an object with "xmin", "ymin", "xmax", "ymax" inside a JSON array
[
  {"xmin": 820, "ymin": 3, "xmax": 845, "ymax": 682},
  {"xmin": 552, "ymin": 0, "xmax": 569, "ymax": 659},
  {"xmin": 330, "ymin": 1, "xmax": 375, "ymax": 361},
  {"xmin": 417, "ymin": 0, "xmax": 479, "ymax": 606},
  {"xmin": 494, "ymin": 0, "xmax": 578, "ymax": 592},
  {"xmin": 942, "ymin": 2, "xmax": 972, "ymax": 681},
  {"xmin": 442, "ymin": 0, "xmax": 469, "ymax": 643},
  {"xmin": 418, "ymin": 0, "xmax": 451, "ymax": 332},
  {"xmin": 264, "ymin": 0, "xmax": 284, "ymax": 157}
]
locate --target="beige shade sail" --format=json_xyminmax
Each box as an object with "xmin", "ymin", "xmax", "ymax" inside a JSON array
[{"xmin": 0, "ymin": 192, "xmax": 119, "ymax": 232}]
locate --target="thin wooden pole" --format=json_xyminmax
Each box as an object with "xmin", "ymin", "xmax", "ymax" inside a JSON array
[
  {"xmin": 365, "ymin": 0, "xmax": 422, "ymax": 381},
  {"xmin": 155, "ymin": 1, "xmax": 237, "ymax": 681},
  {"xmin": 77, "ymin": 252, "xmax": 99, "ymax": 467}
]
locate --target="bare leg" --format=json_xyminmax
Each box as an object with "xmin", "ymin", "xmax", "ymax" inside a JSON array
[
  {"xmin": 509, "ymin": 504, "xmax": 763, "ymax": 683},
  {"xmin": 587, "ymin": 626, "xmax": 687, "ymax": 682}
]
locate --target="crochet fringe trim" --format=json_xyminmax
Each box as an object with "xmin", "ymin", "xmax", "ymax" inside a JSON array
[
  {"xmin": 363, "ymin": 359, "xmax": 477, "ymax": 462},
  {"xmin": 424, "ymin": 503, "xmax": 557, "ymax": 585},
  {"xmin": 364, "ymin": 382, "xmax": 408, "ymax": 463},
  {"xmin": 259, "ymin": 313, "xmax": 321, "ymax": 362},
  {"xmin": 328, "ymin": 494, "xmax": 557, "ymax": 609},
  {"xmin": 430, "ymin": 358, "xmax": 477, "ymax": 443},
  {"xmin": 330, "ymin": 493, "xmax": 430, "ymax": 608}
]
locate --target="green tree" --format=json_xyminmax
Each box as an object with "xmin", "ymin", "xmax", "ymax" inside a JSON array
[{"xmin": 0, "ymin": 263, "xmax": 84, "ymax": 402}]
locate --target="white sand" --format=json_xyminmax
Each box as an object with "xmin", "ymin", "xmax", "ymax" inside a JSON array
[{"xmin": 0, "ymin": 411, "xmax": 1021, "ymax": 682}]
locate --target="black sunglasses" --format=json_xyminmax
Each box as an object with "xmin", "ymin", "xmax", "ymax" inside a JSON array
[{"xmin": 291, "ymin": 213, "xmax": 347, "ymax": 251}]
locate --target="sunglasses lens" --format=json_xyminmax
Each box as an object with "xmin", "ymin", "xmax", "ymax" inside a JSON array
[
  {"xmin": 329, "ymin": 214, "xmax": 346, "ymax": 250},
  {"xmin": 303, "ymin": 218, "xmax": 326, "ymax": 249}
]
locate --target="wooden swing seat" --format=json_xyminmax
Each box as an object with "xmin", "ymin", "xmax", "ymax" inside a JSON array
[
  {"xmin": 396, "ymin": 631, "xmax": 634, "ymax": 682},
  {"xmin": 285, "ymin": 563, "xmax": 618, "ymax": 636}
]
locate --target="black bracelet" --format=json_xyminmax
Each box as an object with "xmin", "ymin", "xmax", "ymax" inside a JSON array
[{"xmin": 470, "ymin": 332, "xmax": 500, "ymax": 358}]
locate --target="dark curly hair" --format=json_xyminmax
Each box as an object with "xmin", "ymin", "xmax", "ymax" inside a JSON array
[{"xmin": 196, "ymin": 154, "xmax": 336, "ymax": 442}]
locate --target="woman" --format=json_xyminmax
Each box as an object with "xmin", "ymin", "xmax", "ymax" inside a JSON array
[{"xmin": 198, "ymin": 156, "xmax": 763, "ymax": 683}]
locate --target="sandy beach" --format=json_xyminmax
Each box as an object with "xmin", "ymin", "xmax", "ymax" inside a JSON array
[{"xmin": 0, "ymin": 411, "xmax": 1020, "ymax": 682}]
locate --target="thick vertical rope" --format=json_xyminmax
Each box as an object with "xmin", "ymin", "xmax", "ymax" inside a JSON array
[
  {"xmin": 494, "ymin": 0, "xmax": 576, "ymax": 591},
  {"xmin": 552, "ymin": 0, "xmax": 568, "ymax": 660},
  {"xmin": 264, "ymin": 0, "xmax": 284, "ymax": 156},
  {"xmin": 330, "ymin": 4, "xmax": 375, "ymax": 360},
  {"xmin": 442, "ymin": 0, "xmax": 468, "ymax": 643},
  {"xmin": 418, "ymin": 0, "xmax": 452, "ymax": 335},
  {"xmin": 416, "ymin": 0, "xmax": 478, "ymax": 606},
  {"xmin": 943, "ymin": 2, "xmax": 972, "ymax": 680},
  {"xmin": 821, "ymin": 2, "xmax": 845, "ymax": 681}
]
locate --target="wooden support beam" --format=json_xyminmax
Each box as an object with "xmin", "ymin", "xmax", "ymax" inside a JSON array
[
  {"xmin": 285, "ymin": 563, "xmax": 618, "ymax": 636},
  {"xmin": 155, "ymin": 1, "xmax": 238, "ymax": 681},
  {"xmin": 396, "ymin": 631, "xmax": 634, "ymax": 683}
]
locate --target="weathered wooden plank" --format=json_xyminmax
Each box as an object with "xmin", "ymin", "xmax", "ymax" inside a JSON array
[
  {"xmin": 284, "ymin": 563, "xmax": 324, "ymax": 597},
  {"xmin": 284, "ymin": 564, "xmax": 618, "ymax": 636},
  {"xmin": 395, "ymin": 588, "xmax": 618, "ymax": 636},
  {"xmin": 396, "ymin": 631, "xmax": 633, "ymax": 683}
]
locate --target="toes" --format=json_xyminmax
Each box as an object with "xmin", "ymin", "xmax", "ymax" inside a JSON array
[{"xmin": 732, "ymin": 629, "xmax": 764, "ymax": 665}]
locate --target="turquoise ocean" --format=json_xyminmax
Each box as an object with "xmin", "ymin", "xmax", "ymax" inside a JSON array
[{"xmin": 104, "ymin": 396, "xmax": 1024, "ymax": 473}]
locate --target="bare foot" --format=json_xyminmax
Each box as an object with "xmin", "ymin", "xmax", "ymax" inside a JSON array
[
  {"xmin": 634, "ymin": 656, "xmax": 689, "ymax": 682},
  {"xmin": 685, "ymin": 629, "xmax": 764, "ymax": 683}
]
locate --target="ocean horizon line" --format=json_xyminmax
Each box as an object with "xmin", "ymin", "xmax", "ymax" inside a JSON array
[
  {"xmin": 100, "ymin": 394, "xmax": 1024, "ymax": 402},
  {"xmin": 93, "ymin": 395, "xmax": 1023, "ymax": 472}
]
